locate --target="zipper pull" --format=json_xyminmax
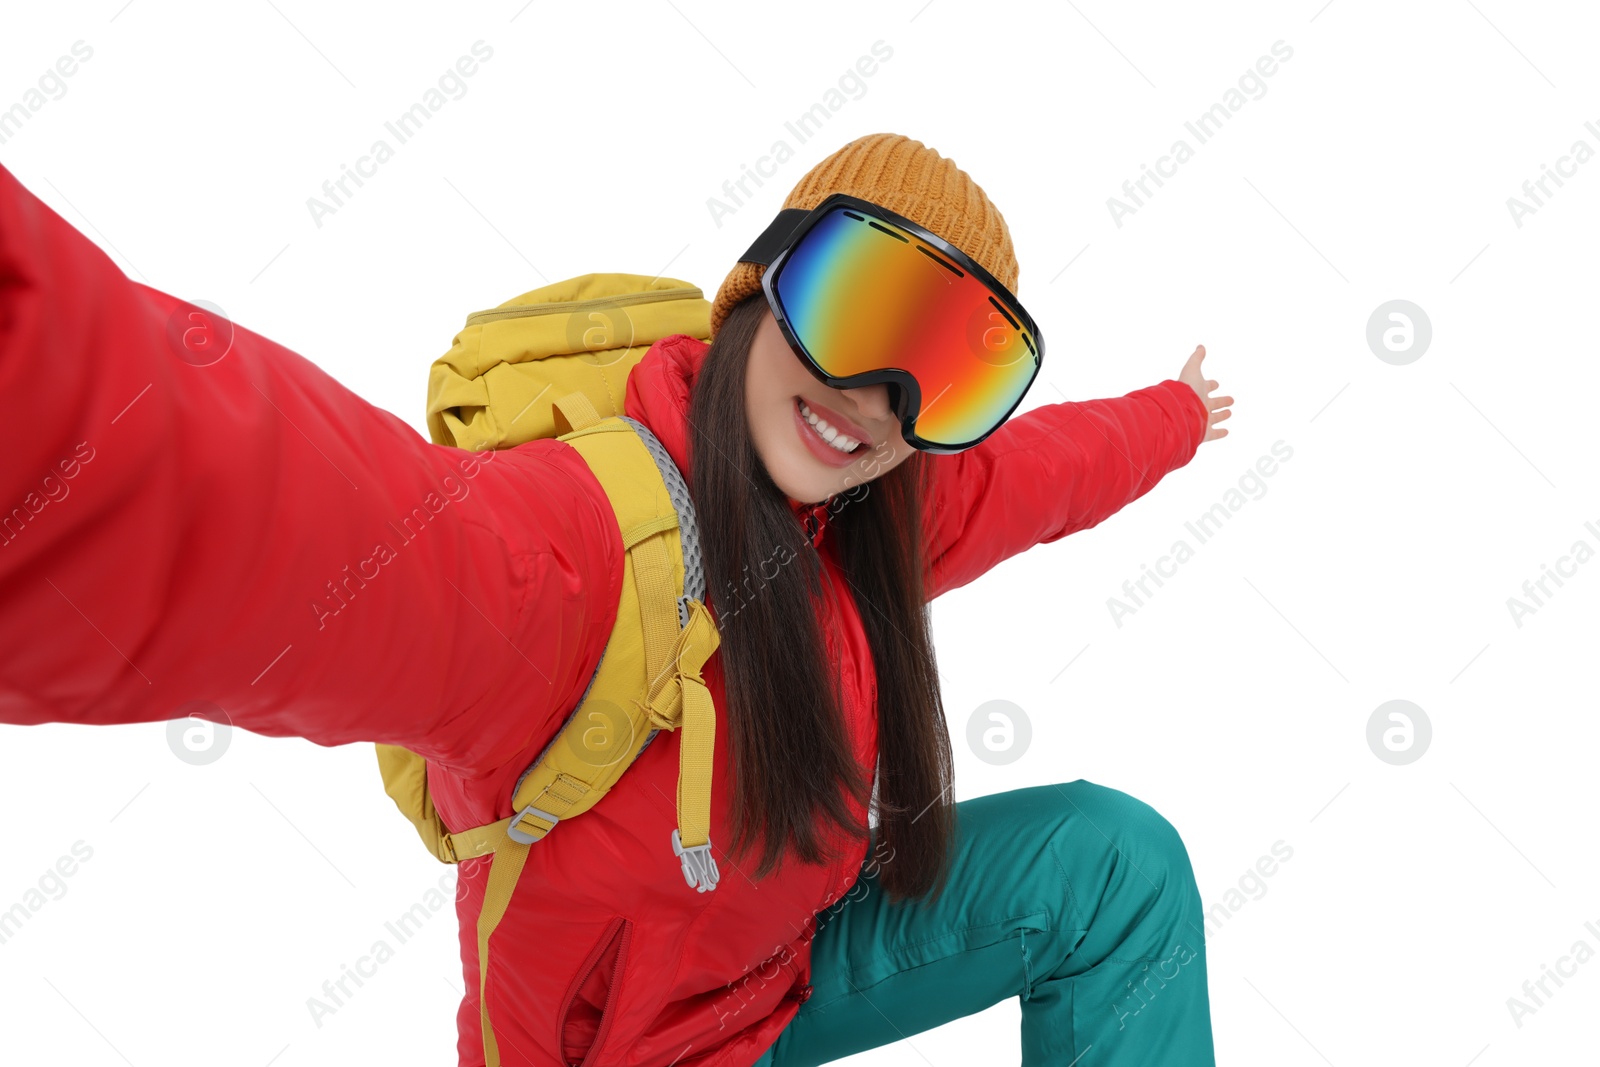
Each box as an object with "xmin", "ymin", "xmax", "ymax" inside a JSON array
[{"xmin": 801, "ymin": 501, "xmax": 829, "ymax": 548}]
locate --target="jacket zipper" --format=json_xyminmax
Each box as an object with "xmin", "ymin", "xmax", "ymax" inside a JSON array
[
  {"xmin": 801, "ymin": 501, "xmax": 829, "ymax": 548},
  {"xmin": 560, "ymin": 916, "xmax": 634, "ymax": 1067},
  {"xmin": 465, "ymin": 285, "xmax": 703, "ymax": 327}
]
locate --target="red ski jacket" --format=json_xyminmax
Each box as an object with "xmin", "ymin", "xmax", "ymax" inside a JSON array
[{"xmin": 0, "ymin": 161, "xmax": 1208, "ymax": 1066}]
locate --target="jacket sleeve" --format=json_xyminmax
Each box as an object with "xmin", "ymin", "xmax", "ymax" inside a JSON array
[
  {"xmin": 921, "ymin": 378, "xmax": 1209, "ymax": 601},
  {"xmin": 0, "ymin": 163, "xmax": 620, "ymax": 777}
]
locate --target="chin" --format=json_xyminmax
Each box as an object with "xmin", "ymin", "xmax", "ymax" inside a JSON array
[{"xmin": 774, "ymin": 471, "xmax": 826, "ymax": 506}]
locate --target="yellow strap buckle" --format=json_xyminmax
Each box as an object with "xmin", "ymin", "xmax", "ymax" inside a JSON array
[
  {"xmin": 506, "ymin": 803, "xmax": 563, "ymax": 845},
  {"xmin": 636, "ymin": 596, "xmax": 721, "ymax": 890}
]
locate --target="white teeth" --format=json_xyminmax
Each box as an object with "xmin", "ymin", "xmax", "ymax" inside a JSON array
[{"xmin": 798, "ymin": 400, "xmax": 861, "ymax": 453}]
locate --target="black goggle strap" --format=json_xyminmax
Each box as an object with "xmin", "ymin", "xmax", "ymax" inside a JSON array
[
  {"xmin": 737, "ymin": 208, "xmax": 812, "ymax": 267},
  {"xmin": 740, "ymin": 204, "xmax": 1029, "ymax": 324}
]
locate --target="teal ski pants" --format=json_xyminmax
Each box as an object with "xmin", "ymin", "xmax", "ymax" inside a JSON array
[{"xmin": 752, "ymin": 779, "xmax": 1217, "ymax": 1066}]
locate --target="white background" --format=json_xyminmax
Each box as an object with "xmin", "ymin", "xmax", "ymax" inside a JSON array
[{"xmin": 3, "ymin": 1, "xmax": 1597, "ymax": 1065}]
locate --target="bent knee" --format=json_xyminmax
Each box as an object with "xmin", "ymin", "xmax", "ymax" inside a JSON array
[{"xmin": 1047, "ymin": 779, "xmax": 1197, "ymax": 890}]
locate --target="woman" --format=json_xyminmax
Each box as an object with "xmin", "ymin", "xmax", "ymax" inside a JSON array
[{"xmin": 0, "ymin": 133, "xmax": 1231, "ymax": 1066}]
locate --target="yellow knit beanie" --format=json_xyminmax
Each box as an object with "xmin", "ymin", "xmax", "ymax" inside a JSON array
[{"xmin": 708, "ymin": 132, "xmax": 1019, "ymax": 340}]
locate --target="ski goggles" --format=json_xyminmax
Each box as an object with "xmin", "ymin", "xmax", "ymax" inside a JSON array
[{"xmin": 737, "ymin": 192, "xmax": 1043, "ymax": 454}]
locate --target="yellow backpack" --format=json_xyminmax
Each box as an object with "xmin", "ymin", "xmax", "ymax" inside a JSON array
[{"xmin": 375, "ymin": 272, "xmax": 724, "ymax": 894}]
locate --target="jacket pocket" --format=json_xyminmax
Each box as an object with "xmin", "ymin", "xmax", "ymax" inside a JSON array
[{"xmin": 558, "ymin": 916, "xmax": 634, "ymax": 1066}]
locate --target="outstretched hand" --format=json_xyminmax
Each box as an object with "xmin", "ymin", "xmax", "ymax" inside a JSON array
[{"xmin": 1179, "ymin": 345, "xmax": 1232, "ymax": 443}]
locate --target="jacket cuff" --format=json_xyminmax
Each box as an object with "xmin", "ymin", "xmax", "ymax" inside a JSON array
[{"xmin": 1153, "ymin": 378, "xmax": 1209, "ymax": 451}]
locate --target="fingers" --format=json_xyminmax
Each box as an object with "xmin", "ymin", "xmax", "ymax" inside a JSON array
[{"xmin": 1183, "ymin": 347, "xmax": 1230, "ymax": 444}]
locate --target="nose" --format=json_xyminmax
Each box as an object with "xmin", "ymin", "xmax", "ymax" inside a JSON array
[{"xmin": 840, "ymin": 382, "xmax": 893, "ymax": 422}]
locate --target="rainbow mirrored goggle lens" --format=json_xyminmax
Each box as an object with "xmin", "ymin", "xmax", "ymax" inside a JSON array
[{"xmin": 762, "ymin": 199, "xmax": 1041, "ymax": 452}]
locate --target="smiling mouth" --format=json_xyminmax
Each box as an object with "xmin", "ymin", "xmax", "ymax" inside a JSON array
[{"xmin": 796, "ymin": 397, "xmax": 869, "ymax": 455}]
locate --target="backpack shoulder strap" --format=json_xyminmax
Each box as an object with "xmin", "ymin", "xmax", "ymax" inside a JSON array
[{"xmin": 478, "ymin": 406, "xmax": 718, "ymax": 873}]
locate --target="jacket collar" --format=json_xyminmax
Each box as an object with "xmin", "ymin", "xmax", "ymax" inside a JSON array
[{"xmin": 624, "ymin": 333, "xmax": 830, "ymax": 549}]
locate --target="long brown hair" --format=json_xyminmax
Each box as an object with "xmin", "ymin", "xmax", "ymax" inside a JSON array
[{"xmin": 686, "ymin": 292, "xmax": 956, "ymax": 904}]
